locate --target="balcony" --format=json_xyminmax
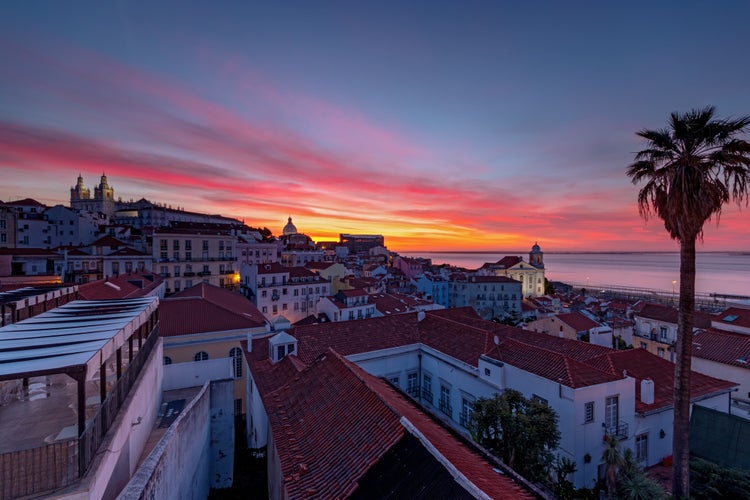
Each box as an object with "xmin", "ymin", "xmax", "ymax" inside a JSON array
[
  {"xmin": 183, "ymin": 271, "xmax": 196, "ymax": 277},
  {"xmin": 605, "ymin": 420, "xmax": 629, "ymax": 440},
  {"xmin": 271, "ymin": 293, "xmax": 280, "ymax": 301},
  {"xmin": 159, "ymin": 272, "xmax": 171, "ymax": 278},
  {"xmin": 197, "ymin": 271, "xmax": 211, "ymax": 277}
]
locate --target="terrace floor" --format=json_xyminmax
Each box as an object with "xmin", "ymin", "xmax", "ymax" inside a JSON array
[{"xmin": 0, "ymin": 352, "xmax": 139, "ymax": 454}]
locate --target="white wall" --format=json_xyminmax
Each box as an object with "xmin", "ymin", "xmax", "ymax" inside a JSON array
[
  {"xmin": 691, "ymin": 357, "xmax": 749, "ymax": 401},
  {"xmin": 163, "ymin": 358, "xmax": 233, "ymax": 391},
  {"xmin": 57, "ymin": 339, "xmax": 165, "ymax": 500},
  {"xmin": 116, "ymin": 382, "xmax": 211, "ymax": 500}
]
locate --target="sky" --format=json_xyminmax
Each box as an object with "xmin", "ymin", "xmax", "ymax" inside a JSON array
[{"xmin": 1, "ymin": 1, "xmax": 749, "ymax": 252}]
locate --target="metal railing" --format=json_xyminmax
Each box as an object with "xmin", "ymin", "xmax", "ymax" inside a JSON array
[
  {"xmin": 605, "ymin": 420, "xmax": 629, "ymax": 441},
  {"xmin": 0, "ymin": 440, "xmax": 77, "ymax": 499},
  {"xmin": 79, "ymin": 325, "xmax": 159, "ymax": 476}
]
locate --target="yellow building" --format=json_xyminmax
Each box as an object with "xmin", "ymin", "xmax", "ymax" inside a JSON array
[{"xmin": 160, "ymin": 283, "xmax": 268, "ymax": 417}]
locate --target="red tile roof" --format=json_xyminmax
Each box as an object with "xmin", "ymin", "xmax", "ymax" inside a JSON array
[
  {"xmin": 89, "ymin": 235, "xmax": 127, "ymax": 247},
  {"xmin": 292, "ymin": 314, "xmax": 420, "ymax": 364},
  {"xmin": 713, "ymin": 307, "xmax": 750, "ymax": 330},
  {"xmin": 304, "ymin": 261, "xmax": 335, "ymax": 271},
  {"xmin": 160, "ymin": 283, "xmax": 266, "ymax": 336},
  {"xmin": 584, "ymin": 349, "xmax": 737, "ymax": 413},
  {"xmin": 636, "ymin": 303, "xmax": 678, "ymax": 324},
  {"xmin": 246, "ymin": 345, "xmax": 532, "ymax": 499},
  {"xmin": 692, "ymin": 327, "xmax": 750, "ymax": 370},
  {"xmin": 4, "ymin": 198, "xmax": 46, "ymax": 208},
  {"xmin": 556, "ymin": 311, "xmax": 602, "ymax": 332},
  {"xmin": 493, "ymin": 256, "xmax": 523, "ymax": 268},
  {"xmin": 485, "ymin": 339, "xmax": 622, "ymax": 389},
  {"xmin": 77, "ymin": 272, "xmax": 163, "ymax": 300}
]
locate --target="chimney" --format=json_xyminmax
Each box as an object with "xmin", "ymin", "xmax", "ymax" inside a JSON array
[
  {"xmin": 641, "ymin": 378, "xmax": 654, "ymax": 405},
  {"xmin": 417, "ymin": 311, "xmax": 426, "ymax": 322},
  {"xmin": 247, "ymin": 333, "xmax": 253, "ymax": 352}
]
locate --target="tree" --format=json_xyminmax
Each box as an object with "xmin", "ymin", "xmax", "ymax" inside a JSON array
[
  {"xmin": 601, "ymin": 435, "xmax": 623, "ymax": 499},
  {"xmin": 470, "ymin": 389, "xmax": 560, "ymax": 482},
  {"xmin": 626, "ymin": 107, "xmax": 750, "ymax": 497}
]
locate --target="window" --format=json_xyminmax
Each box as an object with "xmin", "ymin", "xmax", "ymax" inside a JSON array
[
  {"xmin": 639, "ymin": 342, "xmax": 647, "ymax": 349},
  {"xmin": 230, "ymin": 347, "xmax": 243, "ymax": 378},
  {"xmin": 262, "ymin": 306, "xmax": 267, "ymax": 313},
  {"xmin": 460, "ymin": 397, "xmax": 474, "ymax": 428},
  {"xmin": 202, "ymin": 240, "xmax": 209, "ymax": 250},
  {"xmin": 439, "ymin": 385, "xmax": 452, "ymax": 417},
  {"xmin": 163, "ymin": 356, "xmax": 172, "ymax": 365},
  {"xmin": 282, "ymin": 303, "xmax": 288, "ymax": 310},
  {"xmin": 261, "ymin": 290, "xmax": 267, "ymax": 298},
  {"xmin": 657, "ymin": 347, "xmax": 665, "ymax": 358},
  {"xmin": 636, "ymin": 433, "xmax": 648, "ymax": 462},
  {"xmin": 173, "ymin": 240, "xmax": 180, "ymax": 250},
  {"xmin": 659, "ymin": 326, "xmax": 668, "ymax": 341},
  {"xmin": 605, "ymin": 396, "xmax": 619, "ymax": 430},
  {"xmin": 585, "ymin": 402, "xmax": 594, "ymax": 423},
  {"xmin": 422, "ymin": 373, "xmax": 433, "ymax": 403},
  {"xmin": 532, "ymin": 394, "xmax": 548, "ymax": 406},
  {"xmin": 185, "ymin": 240, "xmax": 191, "ymax": 250},
  {"xmin": 272, "ymin": 305, "xmax": 278, "ymax": 314},
  {"xmin": 407, "ymin": 372, "xmax": 419, "ymax": 397},
  {"xmin": 388, "ymin": 375, "xmax": 399, "ymax": 386},
  {"xmin": 194, "ymin": 351, "xmax": 209, "ymax": 361},
  {"xmin": 234, "ymin": 398, "xmax": 242, "ymax": 416},
  {"xmin": 277, "ymin": 345, "xmax": 285, "ymax": 360}
]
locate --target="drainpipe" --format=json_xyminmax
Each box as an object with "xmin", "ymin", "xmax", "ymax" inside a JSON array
[{"xmin": 418, "ymin": 353, "xmax": 422, "ymax": 402}]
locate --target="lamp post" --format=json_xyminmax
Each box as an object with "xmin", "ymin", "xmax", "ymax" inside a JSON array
[{"xmin": 672, "ymin": 280, "xmax": 677, "ymax": 295}]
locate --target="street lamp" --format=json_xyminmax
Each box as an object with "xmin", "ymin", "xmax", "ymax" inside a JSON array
[{"xmin": 672, "ymin": 280, "xmax": 677, "ymax": 295}]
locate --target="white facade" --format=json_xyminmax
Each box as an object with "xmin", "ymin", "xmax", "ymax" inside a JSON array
[{"xmin": 243, "ymin": 263, "xmax": 331, "ymax": 323}]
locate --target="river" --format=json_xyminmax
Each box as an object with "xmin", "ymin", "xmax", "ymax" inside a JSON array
[{"xmin": 399, "ymin": 252, "xmax": 750, "ymax": 297}]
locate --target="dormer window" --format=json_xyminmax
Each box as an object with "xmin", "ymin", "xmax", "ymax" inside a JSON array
[{"xmin": 268, "ymin": 331, "xmax": 298, "ymax": 364}]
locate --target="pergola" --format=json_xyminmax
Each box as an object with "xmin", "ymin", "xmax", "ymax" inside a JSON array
[{"xmin": 0, "ymin": 297, "xmax": 158, "ymax": 438}]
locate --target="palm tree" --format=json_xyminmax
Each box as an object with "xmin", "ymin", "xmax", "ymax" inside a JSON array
[
  {"xmin": 626, "ymin": 106, "xmax": 750, "ymax": 497},
  {"xmin": 601, "ymin": 435, "xmax": 622, "ymax": 499}
]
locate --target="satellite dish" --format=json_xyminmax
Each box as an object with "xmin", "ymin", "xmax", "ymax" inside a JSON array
[{"xmin": 493, "ymin": 335, "xmax": 499, "ymax": 345}]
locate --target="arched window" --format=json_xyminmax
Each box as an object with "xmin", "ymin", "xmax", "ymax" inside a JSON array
[
  {"xmin": 163, "ymin": 356, "xmax": 172, "ymax": 365},
  {"xmin": 194, "ymin": 351, "xmax": 209, "ymax": 362},
  {"xmin": 230, "ymin": 347, "xmax": 243, "ymax": 378}
]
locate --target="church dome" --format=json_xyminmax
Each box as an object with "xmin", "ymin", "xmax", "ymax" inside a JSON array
[
  {"xmin": 282, "ymin": 217, "xmax": 298, "ymax": 236},
  {"xmin": 531, "ymin": 242, "xmax": 541, "ymax": 252}
]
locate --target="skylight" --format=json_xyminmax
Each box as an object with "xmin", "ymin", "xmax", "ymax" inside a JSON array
[{"xmin": 723, "ymin": 314, "xmax": 740, "ymax": 322}]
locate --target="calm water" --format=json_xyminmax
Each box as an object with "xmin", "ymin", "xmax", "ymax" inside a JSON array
[{"xmin": 400, "ymin": 252, "xmax": 750, "ymax": 297}]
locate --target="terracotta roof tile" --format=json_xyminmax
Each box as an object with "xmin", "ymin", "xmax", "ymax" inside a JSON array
[
  {"xmin": 77, "ymin": 272, "xmax": 163, "ymax": 300},
  {"xmin": 692, "ymin": 327, "xmax": 750, "ymax": 370},
  {"xmin": 160, "ymin": 283, "xmax": 266, "ymax": 336},
  {"xmin": 713, "ymin": 307, "xmax": 750, "ymax": 330},
  {"xmin": 556, "ymin": 311, "xmax": 602, "ymax": 331},
  {"xmin": 245, "ymin": 344, "xmax": 532, "ymax": 499},
  {"xmin": 584, "ymin": 349, "xmax": 737, "ymax": 412}
]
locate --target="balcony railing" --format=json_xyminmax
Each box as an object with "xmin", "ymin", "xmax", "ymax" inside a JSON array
[
  {"xmin": 197, "ymin": 271, "xmax": 211, "ymax": 277},
  {"xmin": 605, "ymin": 420, "xmax": 629, "ymax": 440},
  {"xmin": 183, "ymin": 271, "xmax": 196, "ymax": 277},
  {"xmin": 158, "ymin": 256, "xmax": 238, "ymax": 263}
]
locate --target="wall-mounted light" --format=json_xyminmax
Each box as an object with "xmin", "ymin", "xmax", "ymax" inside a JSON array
[{"xmin": 659, "ymin": 429, "xmax": 666, "ymax": 439}]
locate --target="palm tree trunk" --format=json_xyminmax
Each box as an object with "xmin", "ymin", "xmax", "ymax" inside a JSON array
[{"xmin": 672, "ymin": 237, "xmax": 696, "ymax": 498}]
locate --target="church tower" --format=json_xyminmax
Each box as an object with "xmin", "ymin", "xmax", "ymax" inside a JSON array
[
  {"xmin": 529, "ymin": 242, "xmax": 544, "ymax": 269},
  {"xmin": 70, "ymin": 173, "xmax": 92, "ymax": 211},
  {"xmin": 94, "ymin": 173, "xmax": 116, "ymax": 217}
]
